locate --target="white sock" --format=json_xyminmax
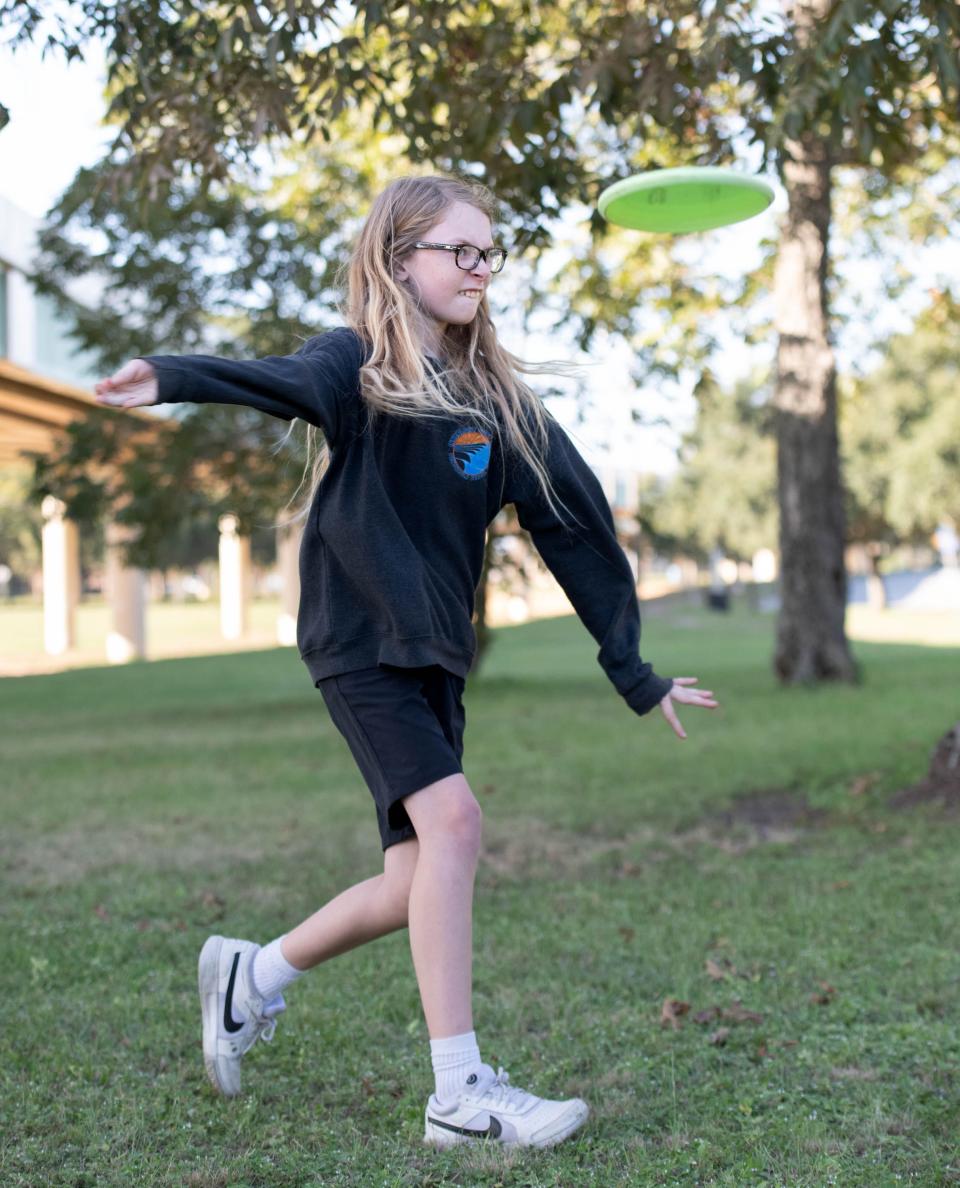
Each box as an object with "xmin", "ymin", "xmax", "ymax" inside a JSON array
[
  {"xmin": 430, "ymin": 1029, "xmax": 483, "ymax": 1105},
  {"xmin": 251, "ymin": 935, "xmax": 305, "ymax": 1002}
]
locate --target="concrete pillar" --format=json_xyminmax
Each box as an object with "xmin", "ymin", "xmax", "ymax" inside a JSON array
[
  {"xmin": 105, "ymin": 520, "xmax": 147, "ymax": 663},
  {"xmin": 752, "ymin": 548, "xmax": 778, "ymax": 583},
  {"xmin": 41, "ymin": 495, "xmax": 81, "ymax": 655},
  {"xmin": 276, "ymin": 515, "xmax": 302, "ymax": 646},
  {"xmin": 218, "ymin": 514, "xmax": 251, "ymax": 640}
]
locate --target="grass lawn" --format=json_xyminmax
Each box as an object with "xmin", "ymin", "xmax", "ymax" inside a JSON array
[{"xmin": 2, "ymin": 600, "xmax": 958, "ymax": 1186}]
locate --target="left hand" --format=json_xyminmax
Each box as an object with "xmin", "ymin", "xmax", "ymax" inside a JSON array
[{"xmin": 658, "ymin": 677, "xmax": 720, "ymax": 741}]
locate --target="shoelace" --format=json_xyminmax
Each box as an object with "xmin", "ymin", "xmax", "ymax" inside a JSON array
[
  {"xmin": 255, "ymin": 1013, "xmax": 278, "ymax": 1044},
  {"xmin": 477, "ymin": 1066, "xmax": 536, "ymax": 1111}
]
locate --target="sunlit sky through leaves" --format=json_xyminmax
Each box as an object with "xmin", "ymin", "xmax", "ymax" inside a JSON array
[{"xmin": 1, "ymin": 22, "xmax": 956, "ymax": 478}]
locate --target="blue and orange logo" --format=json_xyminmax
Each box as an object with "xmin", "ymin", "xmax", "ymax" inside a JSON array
[{"xmin": 448, "ymin": 427, "xmax": 492, "ymax": 481}]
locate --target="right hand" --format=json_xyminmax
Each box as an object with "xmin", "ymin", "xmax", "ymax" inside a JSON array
[{"xmin": 94, "ymin": 359, "xmax": 158, "ymax": 408}]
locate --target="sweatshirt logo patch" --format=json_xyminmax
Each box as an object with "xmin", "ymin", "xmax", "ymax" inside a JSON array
[{"xmin": 448, "ymin": 428, "xmax": 491, "ymax": 480}]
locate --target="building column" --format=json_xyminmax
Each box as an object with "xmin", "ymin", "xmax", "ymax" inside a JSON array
[
  {"xmin": 276, "ymin": 515, "xmax": 302, "ymax": 646},
  {"xmin": 218, "ymin": 514, "xmax": 251, "ymax": 640},
  {"xmin": 41, "ymin": 495, "xmax": 81, "ymax": 655},
  {"xmin": 105, "ymin": 520, "xmax": 147, "ymax": 663}
]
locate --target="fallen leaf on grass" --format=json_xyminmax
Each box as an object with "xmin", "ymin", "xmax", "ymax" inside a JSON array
[
  {"xmin": 811, "ymin": 980, "xmax": 837, "ymax": 1004},
  {"xmin": 660, "ymin": 998, "xmax": 690, "ymax": 1029},
  {"xmin": 693, "ymin": 1001, "xmax": 763, "ymax": 1026},
  {"xmin": 618, "ymin": 926, "xmax": 635, "ymax": 943},
  {"xmin": 706, "ymin": 957, "xmax": 735, "ymax": 980},
  {"xmin": 708, "ymin": 1027, "xmax": 731, "ymax": 1046},
  {"xmin": 722, "ymin": 1000, "xmax": 764, "ymax": 1023},
  {"xmin": 199, "ymin": 890, "xmax": 226, "ymax": 921},
  {"xmin": 849, "ymin": 772, "xmax": 881, "ymax": 797}
]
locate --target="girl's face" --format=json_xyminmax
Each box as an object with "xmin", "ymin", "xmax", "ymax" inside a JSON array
[{"xmin": 395, "ymin": 201, "xmax": 499, "ymax": 352}]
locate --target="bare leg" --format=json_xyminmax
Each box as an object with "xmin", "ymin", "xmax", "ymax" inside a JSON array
[
  {"xmin": 280, "ymin": 836, "xmax": 420, "ymax": 970},
  {"xmin": 401, "ymin": 772, "xmax": 481, "ymax": 1039}
]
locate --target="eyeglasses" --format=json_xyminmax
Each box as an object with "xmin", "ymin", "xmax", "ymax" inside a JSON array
[{"xmin": 412, "ymin": 241, "xmax": 507, "ymax": 273}]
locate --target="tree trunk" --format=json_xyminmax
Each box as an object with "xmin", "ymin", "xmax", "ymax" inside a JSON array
[{"xmin": 772, "ymin": 126, "xmax": 858, "ymax": 685}]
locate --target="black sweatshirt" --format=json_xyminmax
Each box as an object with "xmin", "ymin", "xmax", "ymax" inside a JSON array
[{"xmin": 140, "ymin": 326, "xmax": 673, "ymax": 716}]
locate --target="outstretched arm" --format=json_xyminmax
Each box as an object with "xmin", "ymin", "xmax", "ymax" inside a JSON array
[
  {"xmin": 507, "ymin": 414, "xmax": 719, "ymax": 736},
  {"xmin": 93, "ymin": 327, "xmax": 364, "ymax": 447}
]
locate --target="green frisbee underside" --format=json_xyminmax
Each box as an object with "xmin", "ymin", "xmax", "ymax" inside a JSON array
[{"xmin": 598, "ymin": 166, "xmax": 774, "ymax": 234}]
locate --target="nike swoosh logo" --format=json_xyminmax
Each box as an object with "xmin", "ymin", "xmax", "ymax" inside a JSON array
[
  {"xmin": 223, "ymin": 951, "xmax": 244, "ymax": 1033},
  {"xmin": 428, "ymin": 1114, "xmax": 503, "ymax": 1139}
]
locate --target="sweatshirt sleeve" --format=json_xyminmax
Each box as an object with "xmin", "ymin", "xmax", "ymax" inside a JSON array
[
  {"xmin": 138, "ymin": 326, "xmax": 364, "ymax": 447},
  {"xmin": 505, "ymin": 412, "xmax": 673, "ymax": 717}
]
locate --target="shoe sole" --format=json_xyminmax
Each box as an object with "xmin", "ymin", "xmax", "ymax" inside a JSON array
[
  {"xmin": 424, "ymin": 1100, "xmax": 589, "ymax": 1149},
  {"xmin": 198, "ymin": 934, "xmax": 234, "ymax": 1097}
]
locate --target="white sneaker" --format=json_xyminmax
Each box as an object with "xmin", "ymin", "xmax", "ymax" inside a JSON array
[
  {"xmin": 197, "ymin": 934, "xmax": 285, "ymax": 1097},
  {"xmin": 423, "ymin": 1063, "xmax": 589, "ymax": 1149}
]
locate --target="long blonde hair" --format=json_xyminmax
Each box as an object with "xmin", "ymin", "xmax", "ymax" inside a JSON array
[{"xmin": 280, "ymin": 172, "xmax": 586, "ymax": 527}]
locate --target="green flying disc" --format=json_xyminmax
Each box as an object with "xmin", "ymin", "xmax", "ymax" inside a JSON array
[{"xmin": 598, "ymin": 166, "xmax": 774, "ymax": 234}]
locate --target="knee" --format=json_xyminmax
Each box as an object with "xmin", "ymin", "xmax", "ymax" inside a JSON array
[
  {"xmin": 443, "ymin": 795, "xmax": 483, "ymax": 853},
  {"xmin": 415, "ymin": 784, "xmax": 484, "ymax": 860}
]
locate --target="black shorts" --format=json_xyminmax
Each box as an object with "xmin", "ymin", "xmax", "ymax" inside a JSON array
[{"xmin": 317, "ymin": 663, "xmax": 467, "ymax": 851}]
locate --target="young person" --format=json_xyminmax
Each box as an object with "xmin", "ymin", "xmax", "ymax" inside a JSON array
[{"xmin": 94, "ymin": 173, "xmax": 719, "ymax": 1149}]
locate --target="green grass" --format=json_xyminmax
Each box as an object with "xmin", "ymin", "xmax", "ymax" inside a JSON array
[{"xmin": 3, "ymin": 600, "xmax": 958, "ymax": 1186}]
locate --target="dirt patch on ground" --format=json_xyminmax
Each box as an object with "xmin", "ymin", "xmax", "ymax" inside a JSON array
[
  {"xmin": 477, "ymin": 788, "xmax": 832, "ymax": 881},
  {"xmin": 671, "ymin": 787, "xmax": 832, "ymax": 855},
  {"xmin": 889, "ymin": 723, "xmax": 960, "ymax": 816},
  {"xmin": 478, "ymin": 820, "xmax": 656, "ymax": 882},
  {"xmin": 697, "ymin": 787, "xmax": 831, "ymax": 830}
]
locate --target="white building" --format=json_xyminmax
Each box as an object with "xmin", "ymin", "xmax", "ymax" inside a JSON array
[{"xmin": 0, "ymin": 193, "xmax": 103, "ymax": 385}]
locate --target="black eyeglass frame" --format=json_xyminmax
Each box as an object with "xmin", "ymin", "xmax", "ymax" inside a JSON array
[{"xmin": 412, "ymin": 241, "xmax": 508, "ymax": 273}]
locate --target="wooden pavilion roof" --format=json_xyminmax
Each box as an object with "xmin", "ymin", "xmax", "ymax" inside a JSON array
[{"xmin": 0, "ymin": 359, "xmax": 164, "ymax": 465}]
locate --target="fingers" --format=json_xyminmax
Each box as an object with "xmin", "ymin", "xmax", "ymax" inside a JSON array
[
  {"xmin": 94, "ymin": 384, "xmax": 132, "ymax": 407},
  {"xmin": 94, "ymin": 376, "xmax": 126, "ymax": 403},
  {"xmin": 670, "ymin": 677, "xmax": 719, "ymax": 707},
  {"xmin": 659, "ymin": 679, "xmax": 721, "ymax": 740},
  {"xmin": 658, "ymin": 697, "xmax": 687, "ymax": 741},
  {"xmin": 94, "ymin": 368, "xmax": 156, "ymax": 408}
]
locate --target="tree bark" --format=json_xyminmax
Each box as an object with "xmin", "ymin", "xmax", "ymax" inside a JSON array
[{"xmin": 772, "ymin": 128, "xmax": 858, "ymax": 684}]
